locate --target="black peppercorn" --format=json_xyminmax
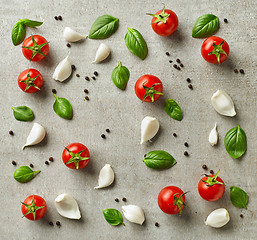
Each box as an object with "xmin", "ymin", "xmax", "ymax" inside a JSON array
[
  {"xmin": 115, "ymin": 198, "xmax": 119, "ymax": 202},
  {"xmin": 101, "ymin": 134, "xmax": 106, "ymax": 139},
  {"xmin": 30, "ymin": 164, "xmax": 34, "ymax": 168},
  {"xmin": 169, "ymin": 60, "xmax": 173, "ymax": 63},
  {"xmin": 9, "ymin": 130, "xmax": 14, "ymax": 135},
  {"xmin": 144, "ymin": 154, "xmax": 147, "ymax": 158},
  {"xmin": 177, "ymin": 66, "xmax": 181, "ymax": 70},
  {"xmin": 155, "ymin": 222, "xmax": 159, "ymax": 227},
  {"xmin": 173, "ymin": 133, "xmax": 177, "ymax": 137},
  {"xmin": 239, "ymin": 69, "xmax": 244, "ymax": 74},
  {"xmin": 165, "ymin": 52, "xmax": 170, "ymax": 56},
  {"xmin": 180, "ymin": 64, "xmax": 184, "ymax": 68},
  {"xmin": 93, "ymin": 71, "xmax": 98, "ymax": 76},
  {"xmin": 202, "ymin": 164, "xmax": 208, "ymax": 170},
  {"xmin": 49, "ymin": 157, "xmax": 54, "ymax": 162},
  {"xmin": 71, "ymin": 65, "xmax": 76, "ymax": 70},
  {"xmin": 186, "ymin": 78, "xmax": 191, "ymax": 83},
  {"xmin": 184, "ymin": 151, "xmax": 189, "ymax": 156},
  {"xmin": 188, "ymin": 84, "xmax": 193, "ymax": 89},
  {"xmin": 224, "ymin": 18, "xmax": 228, "ymax": 23},
  {"xmin": 184, "ymin": 142, "xmax": 189, "ymax": 147},
  {"xmin": 85, "ymin": 76, "xmax": 90, "ymax": 81},
  {"xmin": 66, "ymin": 43, "xmax": 71, "ymax": 48},
  {"xmin": 45, "ymin": 161, "xmax": 49, "ymax": 165},
  {"xmin": 176, "ymin": 58, "xmax": 181, "ymax": 63},
  {"xmin": 49, "ymin": 222, "xmax": 54, "ymax": 226},
  {"xmin": 57, "ymin": 16, "xmax": 62, "ymax": 21},
  {"xmin": 56, "ymin": 221, "xmax": 61, "ymax": 226},
  {"xmin": 240, "ymin": 214, "xmax": 243, "ymax": 218},
  {"xmin": 52, "ymin": 89, "xmax": 57, "ymax": 94},
  {"xmin": 210, "ymin": 170, "xmax": 214, "ymax": 174},
  {"xmin": 234, "ymin": 69, "xmax": 238, "ymax": 73},
  {"xmin": 84, "ymin": 89, "xmax": 89, "ymax": 94},
  {"xmin": 122, "ymin": 197, "xmax": 127, "ymax": 202},
  {"xmin": 106, "ymin": 129, "xmax": 110, "ymax": 133},
  {"xmin": 92, "ymin": 76, "xmax": 96, "ymax": 80},
  {"xmin": 76, "ymin": 74, "xmax": 80, "ymax": 77},
  {"xmin": 54, "ymin": 16, "xmax": 58, "ymax": 20},
  {"xmin": 12, "ymin": 161, "xmax": 16, "ymax": 166},
  {"xmin": 85, "ymin": 96, "xmax": 89, "ymax": 101},
  {"xmin": 173, "ymin": 64, "xmax": 178, "ymax": 69}
]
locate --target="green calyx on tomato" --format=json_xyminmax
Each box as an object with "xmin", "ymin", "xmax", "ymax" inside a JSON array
[
  {"xmin": 64, "ymin": 147, "xmax": 89, "ymax": 170},
  {"xmin": 202, "ymin": 170, "xmax": 224, "ymax": 187},
  {"xmin": 147, "ymin": 6, "xmax": 170, "ymax": 24},
  {"xmin": 208, "ymin": 41, "xmax": 227, "ymax": 64},
  {"xmin": 142, "ymin": 82, "xmax": 164, "ymax": 102},
  {"xmin": 22, "ymin": 35, "xmax": 49, "ymax": 61},
  {"xmin": 21, "ymin": 195, "xmax": 45, "ymax": 220},
  {"xmin": 173, "ymin": 192, "xmax": 187, "ymax": 216},
  {"xmin": 19, "ymin": 71, "xmax": 40, "ymax": 91}
]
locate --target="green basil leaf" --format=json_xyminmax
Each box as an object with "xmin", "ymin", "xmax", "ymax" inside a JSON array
[
  {"xmin": 103, "ymin": 208, "xmax": 125, "ymax": 226},
  {"xmin": 12, "ymin": 106, "xmax": 34, "ymax": 122},
  {"xmin": 53, "ymin": 94, "xmax": 73, "ymax": 120},
  {"xmin": 21, "ymin": 19, "xmax": 43, "ymax": 27},
  {"xmin": 230, "ymin": 186, "xmax": 248, "ymax": 209},
  {"xmin": 89, "ymin": 15, "xmax": 119, "ymax": 39},
  {"xmin": 224, "ymin": 125, "xmax": 247, "ymax": 158},
  {"xmin": 164, "ymin": 99, "xmax": 182, "ymax": 121},
  {"xmin": 192, "ymin": 14, "xmax": 219, "ymax": 38},
  {"xmin": 143, "ymin": 150, "xmax": 177, "ymax": 170},
  {"xmin": 111, "ymin": 61, "xmax": 130, "ymax": 90},
  {"xmin": 124, "ymin": 28, "xmax": 148, "ymax": 60},
  {"xmin": 13, "ymin": 166, "xmax": 40, "ymax": 183},
  {"xmin": 12, "ymin": 21, "xmax": 26, "ymax": 46}
]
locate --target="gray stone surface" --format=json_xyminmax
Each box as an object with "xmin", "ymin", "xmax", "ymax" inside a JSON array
[{"xmin": 0, "ymin": 0, "xmax": 256, "ymax": 239}]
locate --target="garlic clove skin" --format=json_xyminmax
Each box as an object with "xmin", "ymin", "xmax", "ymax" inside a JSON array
[
  {"xmin": 53, "ymin": 56, "xmax": 72, "ymax": 82},
  {"xmin": 140, "ymin": 116, "xmax": 159, "ymax": 144},
  {"xmin": 209, "ymin": 123, "xmax": 218, "ymax": 146},
  {"xmin": 121, "ymin": 205, "xmax": 145, "ymax": 225},
  {"xmin": 94, "ymin": 164, "xmax": 115, "ymax": 189},
  {"xmin": 205, "ymin": 208, "xmax": 230, "ymax": 228},
  {"xmin": 93, "ymin": 43, "xmax": 111, "ymax": 63},
  {"xmin": 55, "ymin": 193, "xmax": 81, "ymax": 220},
  {"xmin": 211, "ymin": 90, "xmax": 236, "ymax": 117},
  {"xmin": 22, "ymin": 123, "xmax": 46, "ymax": 150},
  {"xmin": 63, "ymin": 27, "xmax": 86, "ymax": 42}
]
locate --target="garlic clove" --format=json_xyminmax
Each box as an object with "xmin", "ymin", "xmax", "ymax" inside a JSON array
[
  {"xmin": 209, "ymin": 123, "xmax": 218, "ymax": 146},
  {"xmin": 205, "ymin": 208, "xmax": 230, "ymax": 228},
  {"xmin": 140, "ymin": 116, "xmax": 159, "ymax": 144},
  {"xmin": 211, "ymin": 90, "xmax": 236, "ymax": 117},
  {"xmin": 94, "ymin": 164, "xmax": 115, "ymax": 189},
  {"xmin": 63, "ymin": 27, "xmax": 87, "ymax": 42},
  {"xmin": 93, "ymin": 43, "xmax": 111, "ymax": 63},
  {"xmin": 53, "ymin": 56, "xmax": 72, "ymax": 82},
  {"xmin": 121, "ymin": 205, "xmax": 145, "ymax": 225},
  {"xmin": 55, "ymin": 193, "xmax": 81, "ymax": 220},
  {"xmin": 22, "ymin": 123, "xmax": 46, "ymax": 150}
]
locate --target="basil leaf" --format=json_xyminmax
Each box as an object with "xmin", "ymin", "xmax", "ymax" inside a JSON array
[
  {"xmin": 14, "ymin": 166, "xmax": 40, "ymax": 183},
  {"xmin": 143, "ymin": 150, "xmax": 177, "ymax": 170},
  {"xmin": 12, "ymin": 21, "xmax": 26, "ymax": 46},
  {"xmin": 124, "ymin": 28, "xmax": 148, "ymax": 60},
  {"xmin": 164, "ymin": 99, "xmax": 182, "ymax": 121},
  {"xmin": 224, "ymin": 125, "xmax": 247, "ymax": 158},
  {"xmin": 53, "ymin": 94, "xmax": 73, "ymax": 120},
  {"xmin": 230, "ymin": 186, "xmax": 248, "ymax": 209},
  {"xmin": 12, "ymin": 106, "xmax": 34, "ymax": 122},
  {"xmin": 21, "ymin": 19, "xmax": 43, "ymax": 27},
  {"xmin": 111, "ymin": 61, "xmax": 130, "ymax": 90},
  {"xmin": 192, "ymin": 14, "xmax": 219, "ymax": 38},
  {"xmin": 89, "ymin": 15, "xmax": 119, "ymax": 39},
  {"xmin": 103, "ymin": 208, "xmax": 125, "ymax": 226}
]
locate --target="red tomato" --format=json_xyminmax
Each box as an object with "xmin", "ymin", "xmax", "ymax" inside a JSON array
[
  {"xmin": 158, "ymin": 186, "xmax": 186, "ymax": 215},
  {"xmin": 62, "ymin": 143, "xmax": 90, "ymax": 170},
  {"xmin": 21, "ymin": 195, "xmax": 47, "ymax": 221},
  {"xmin": 201, "ymin": 36, "xmax": 229, "ymax": 64},
  {"xmin": 198, "ymin": 170, "xmax": 225, "ymax": 201},
  {"xmin": 22, "ymin": 35, "xmax": 49, "ymax": 62},
  {"xmin": 148, "ymin": 7, "xmax": 178, "ymax": 36},
  {"xmin": 135, "ymin": 75, "xmax": 163, "ymax": 102},
  {"xmin": 18, "ymin": 69, "xmax": 43, "ymax": 93}
]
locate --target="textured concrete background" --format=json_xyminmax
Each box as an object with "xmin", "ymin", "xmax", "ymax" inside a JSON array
[{"xmin": 0, "ymin": 0, "xmax": 256, "ymax": 239}]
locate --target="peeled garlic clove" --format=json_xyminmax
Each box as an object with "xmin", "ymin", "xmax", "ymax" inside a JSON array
[
  {"xmin": 53, "ymin": 56, "xmax": 72, "ymax": 82},
  {"xmin": 209, "ymin": 123, "xmax": 218, "ymax": 146},
  {"xmin": 93, "ymin": 43, "xmax": 111, "ymax": 63},
  {"xmin": 205, "ymin": 208, "xmax": 230, "ymax": 228},
  {"xmin": 63, "ymin": 27, "xmax": 86, "ymax": 42},
  {"xmin": 22, "ymin": 123, "xmax": 46, "ymax": 150},
  {"xmin": 211, "ymin": 90, "xmax": 236, "ymax": 117},
  {"xmin": 94, "ymin": 164, "xmax": 115, "ymax": 189},
  {"xmin": 140, "ymin": 116, "xmax": 159, "ymax": 144},
  {"xmin": 55, "ymin": 193, "xmax": 81, "ymax": 220},
  {"xmin": 121, "ymin": 205, "xmax": 145, "ymax": 225}
]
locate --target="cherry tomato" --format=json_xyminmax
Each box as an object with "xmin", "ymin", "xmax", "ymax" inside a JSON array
[
  {"xmin": 158, "ymin": 186, "xmax": 186, "ymax": 215},
  {"xmin": 21, "ymin": 195, "xmax": 47, "ymax": 221},
  {"xmin": 62, "ymin": 143, "xmax": 90, "ymax": 170},
  {"xmin": 148, "ymin": 6, "xmax": 178, "ymax": 36},
  {"xmin": 201, "ymin": 36, "xmax": 229, "ymax": 64},
  {"xmin": 135, "ymin": 75, "xmax": 163, "ymax": 102},
  {"xmin": 18, "ymin": 69, "xmax": 43, "ymax": 93},
  {"xmin": 22, "ymin": 35, "xmax": 49, "ymax": 62},
  {"xmin": 198, "ymin": 170, "xmax": 225, "ymax": 201}
]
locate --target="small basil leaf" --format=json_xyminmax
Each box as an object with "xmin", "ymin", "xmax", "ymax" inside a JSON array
[
  {"xmin": 103, "ymin": 208, "xmax": 125, "ymax": 226},
  {"xmin": 124, "ymin": 28, "xmax": 148, "ymax": 60},
  {"xmin": 12, "ymin": 106, "xmax": 34, "ymax": 122},
  {"xmin": 224, "ymin": 125, "xmax": 247, "ymax": 158},
  {"xmin": 143, "ymin": 150, "xmax": 177, "ymax": 170},
  {"xmin": 21, "ymin": 19, "xmax": 43, "ymax": 27},
  {"xmin": 12, "ymin": 21, "xmax": 26, "ymax": 46},
  {"xmin": 230, "ymin": 186, "xmax": 248, "ymax": 209},
  {"xmin": 13, "ymin": 166, "xmax": 40, "ymax": 183},
  {"xmin": 164, "ymin": 99, "xmax": 182, "ymax": 121},
  {"xmin": 89, "ymin": 15, "xmax": 119, "ymax": 39},
  {"xmin": 192, "ymin": 14, "xmax": 219, "ymax": 38},
  {"xmin": 53, "ymin": 94, "xmax": 73, "ymax": 120},
  {"xmin": 111, "ymin": 61, "xmax": 130, "ymax": 90}
]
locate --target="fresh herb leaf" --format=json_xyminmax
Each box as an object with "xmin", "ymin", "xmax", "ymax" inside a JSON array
[
  {"xmin": 103, "ymin": 208, "xmax": 125, "ymax": 226},
  {"xmin": 53, "ymin": 93, "xmax": 73, "ymax": 120},
  {"xmin": 12, "ymin": 21, "xmax": 26, "ymax": 46},
  {"xmin": 111, "ymin": 61, "xmax": 130, "ymax": 90},
  {"xmin": 14, "ymin": 166, "xmax": 40, "ymax": 183},
  {"xmin": 21, "ymin": 19, "xmax": 43, "ymax": 27},
  {"xmin": 12, "ymin": 106, "xmax": 34, "ymax": 122},
  {"xmin": 164, "ymin": 99, "xmax": 182, "ymax": 121},
  {"xmin": 230, "ymin": 186, "xmax": 248, "ymax": 209}
]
